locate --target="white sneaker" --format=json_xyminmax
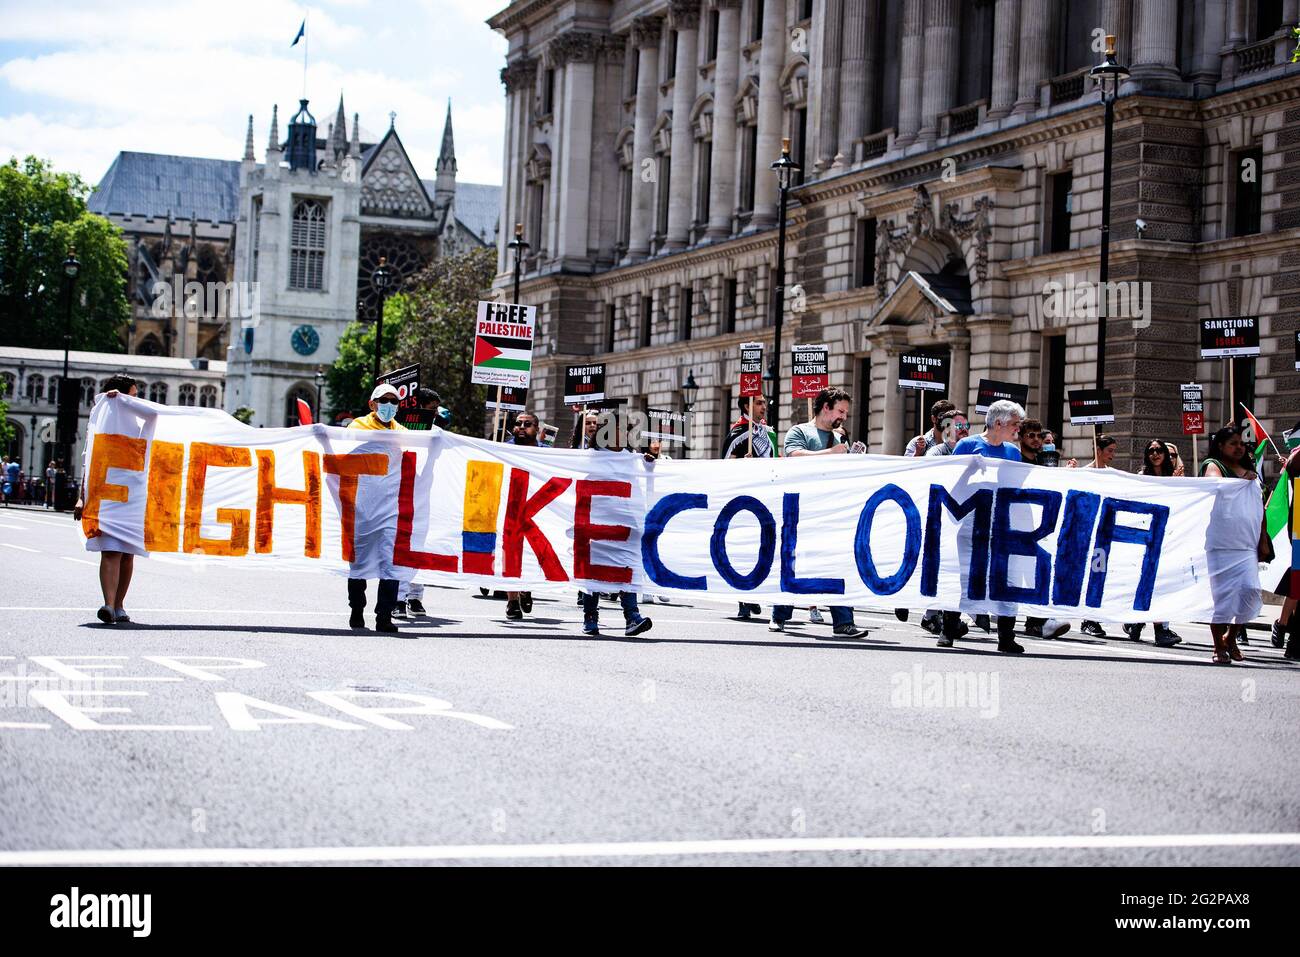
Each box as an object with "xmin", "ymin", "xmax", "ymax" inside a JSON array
[
  {"xmin": 808, "ymin": 607, "xmax": 825, "ymax": 624},
  {"xmin": 768, "ymin": 620, "xmax": 785, "ymax": 632},
  {"xmin": 1043, "ymin": 618, "xmax": 1070, "ymax": 639},
  {"xmin": 657, "ymin": 595, "xmax": 670, "ymax": 604}
]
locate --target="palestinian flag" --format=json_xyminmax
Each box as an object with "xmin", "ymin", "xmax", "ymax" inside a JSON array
[
  {"xmin": 1263, "ymin": 473, "xmax": 1295, "ymax": 594},
  {"xmin": 473, "ymin": 333, "xmax": 532, "ymax": 372}
]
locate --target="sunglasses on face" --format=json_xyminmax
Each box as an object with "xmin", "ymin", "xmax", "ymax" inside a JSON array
[
  {"xmin": 1022, "ymin": 431, "xmax": 1041, "ymax": 438},
  {"xmin": 518, "ymin": 421, "xmax": 537, "ymax": 429},
  {"xmin": 1147, "ymin": 447, "xmax": 1165, "ymax": 456}
]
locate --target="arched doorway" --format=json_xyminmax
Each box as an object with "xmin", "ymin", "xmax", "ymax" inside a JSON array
[{"xmin": 284, "ymin": 383, "xmax": 316, "ymax": 427}]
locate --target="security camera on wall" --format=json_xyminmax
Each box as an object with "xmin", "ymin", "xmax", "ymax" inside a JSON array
[{"xmin": 1135, "ymin": 218, "xmax": 1147, "ymax": 238}]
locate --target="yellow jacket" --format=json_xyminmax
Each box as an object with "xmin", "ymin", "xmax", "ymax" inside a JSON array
[{"xmin": 347, "ymin": 412, "xmax": 407, "ymax": 431}]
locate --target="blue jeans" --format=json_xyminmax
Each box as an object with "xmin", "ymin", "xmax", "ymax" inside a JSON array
[
  {"xmin": 772, "ymin": 604, "xmax": 854, "ymax": 627},
  {"xmin": 582, "ymin": 591, "xmax": 642, "ymax": 623}
]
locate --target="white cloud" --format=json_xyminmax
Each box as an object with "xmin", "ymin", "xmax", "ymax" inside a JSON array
[{"xmin": 0, "ymin": 0, "xmax": 507, "ymax": 184}]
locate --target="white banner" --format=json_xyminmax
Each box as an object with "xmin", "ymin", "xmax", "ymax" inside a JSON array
[{"xmin": 80, "ymin": 396, "xmax": 1263, "ymax": 623}]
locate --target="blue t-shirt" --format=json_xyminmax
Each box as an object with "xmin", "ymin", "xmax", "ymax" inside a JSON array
[{"xmin": 953, "ymin": 435, "xmax": 1022, "ymax": 461}]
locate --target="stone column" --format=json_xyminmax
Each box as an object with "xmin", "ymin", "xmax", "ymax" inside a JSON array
[
  {"xmin": 497, "ymin": 82, "xmax": 517, "ymax": 273},
  {"xmin": 666, "ymin": 1, "xmax": 701, "ymax": 250},
  {"xmin": 918, "ymin": 0, "xmax": 960, "ymax": 144},
  {"xmin": 707, "ymin": 0, "xmax": 742, "ymax": 240},
  {"xmin": 553, "ymin": 32, "xmax": 598, "ymax": 265},
  {"xmin": 881, "ymin": 346, "xmax": 906, "ymax": 454},
  {"xmin": 625, "ymin": 17, "xmax": 662, "ymax": 262},
  {"xmin": 895, "ymin": 0, "xmax": 925, "ymax": 147},
  {"xmin": 1192, "ymin": 0, "xmax": 1225, "ymax": 92},
  {"xmin": 750, "ymin": 0, "xmax": 786, "ymax": 228},
  {"xmin": 1130, "ymin": 0, "xmax": 1181, "ymax": 88},
  {"xmin": 1100, "ymin": 0, "xmax": 1133, "ymax": 64},
  {"xmin": 817, "ymin": 0, "xmax": 844, "ymax": 170},
  {"xmin": 1012, "ymin": 0, "xmax": 1051, "ymax": 115},
  {"xmin": 838, "ymin": 0, "xmax": 872, "ymax": 162},
  {"xmin": 986, "ymin": 0, "xmax": 1020, "ymax": 118},
  {"xmin": 949, "ymin": 331, "xmax": 971, "ymax": 415}
]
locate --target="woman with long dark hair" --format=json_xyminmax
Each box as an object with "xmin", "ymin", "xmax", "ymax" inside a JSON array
[
  {"xmin": 1200, "ymin": 426, "xmax": 1269, "ymax": 664},
  {"xmin": 1125, "ymin": 439, "xmax": 1183, "ymax": 645}
]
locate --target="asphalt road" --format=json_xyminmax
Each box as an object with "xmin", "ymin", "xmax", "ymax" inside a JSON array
[{"xmin": 1, "ymin": 503, "xmax": 1297, "ymax": 866}]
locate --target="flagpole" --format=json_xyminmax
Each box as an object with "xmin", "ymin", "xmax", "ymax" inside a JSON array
[{"xmin": 302, "ymin": 12, "xmax": 309, "ymax": 99}]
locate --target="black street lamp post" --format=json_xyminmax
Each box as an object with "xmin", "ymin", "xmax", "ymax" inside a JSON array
[
  {"xmin": 1089, "ymin": 35, "xmax": 1130, "ymax": 393},
  {"xmin": 370, "ymin": 257, "xmax": 394, "ymax": 383},
  {"xmin": 769, "ymin": 138, "xmax": 799, "ymax": 431},
  {"xmin": 59, "ymin": 250, "xmax": 79, "ymax": 508},
  {"xmin": 508, "ymin": 222, "xmax": 530, "ymax": 304}
]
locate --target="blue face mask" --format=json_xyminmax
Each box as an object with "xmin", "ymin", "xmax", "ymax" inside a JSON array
[{"xmin": 376, "ymin": 402, "xmax": 399, "ymax": 423}]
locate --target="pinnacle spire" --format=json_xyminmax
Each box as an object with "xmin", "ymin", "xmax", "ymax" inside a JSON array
[
  {"xmin": 267, "ymin": 104, "xmax": 280, "ymax": 153},
  {"xmin": 243, "ymin": 114, "xmax": 255, "ymax": 161},
  {"xmin": 349, "ymin": 112, "xmax": 361, "ymax": 158},
  {"xmin": 330, "ymin": 93, "xmax": 347, "ymax": 157},
  {"xmin": 436, "ymin": 99, "xmax": 456, "ymax": 175}
]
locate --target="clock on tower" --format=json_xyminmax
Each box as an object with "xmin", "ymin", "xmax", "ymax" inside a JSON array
[{"xmin": 291, "ymin": 324, "xmax": 320, "ymax": 356}]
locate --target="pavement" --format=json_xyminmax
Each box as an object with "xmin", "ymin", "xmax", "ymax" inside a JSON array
[{"xmin": 1, "ymin": 502, "xmax": 1298, "ymax": 866}]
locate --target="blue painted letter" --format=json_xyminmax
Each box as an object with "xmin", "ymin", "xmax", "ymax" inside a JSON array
[
  {"xmin": 780, "ymin": 493, "xmax": 844, "ymax": 594},
  {"xmin": 711, "ymin": 496, "xmax": 777, "ymax": 590},
  {"xmin": 642, "ymin": 493, "xmax": 708, "ymax": 590},
  {"xmin": 854, "ymin": 485, "xmax": 921, "ymax": 595},
  {"xmin": 989, "ymin": 487, "xmax": 1062, "ymax": 603}
]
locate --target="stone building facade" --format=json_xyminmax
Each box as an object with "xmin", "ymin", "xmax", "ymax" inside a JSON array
[{"xmin": 489, "ymin": 0, "xmax": 1300, "ymax": 465}]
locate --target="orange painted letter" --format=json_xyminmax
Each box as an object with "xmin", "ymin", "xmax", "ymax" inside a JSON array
[
  {"xmin": 81, "ymin": 433, "xmax": 146, "ymax": 539},
  {"xmin": 255, "ymin": 450, "xmax": 322, "ymax": 557},
  {"xmin": 323, "ymin": 453, "xmax": 389, "ymax": 562},
  {"xmin": 144, "ymin": 440, "xmax": 184, "ymax": 552},
  {"xmin": 183, "ymin": 443, "xmax": 253, "ymax": 556}
]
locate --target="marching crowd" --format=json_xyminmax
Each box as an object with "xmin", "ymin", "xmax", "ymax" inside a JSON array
[{"xmin": 61, "ymin": 376, "xmax": 1300, "ymax": 665}]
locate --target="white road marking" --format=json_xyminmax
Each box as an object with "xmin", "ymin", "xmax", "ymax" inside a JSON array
[
  {"xmin": 1, "ymin": 544, "xmax": 38, "ymax": 552},
  {"xmin": 0, "ymin": 522, "xmax": 26, "ymax": 530},
  {"xmin": 1, "ymin": 831, "xmax": 1297, "ymax": 866},
  {"xmin": 60, "ymin": 557, "xmax": 97, "ymax": 566}
]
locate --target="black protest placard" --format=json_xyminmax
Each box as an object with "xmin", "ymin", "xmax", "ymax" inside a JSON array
[
  {"xmin": 898, "ymin": 351, "xmax": 949, "ymax": 392},
  {"xmin": 642, "ymin": 408, "xmax": 689, "ymax": 443},
  {"xmin": 485, "ymin": 385, "xmax": 527, "ymax": 412},
  {"xmin": 377, "ymin": 363, "xmax": 420, "ymax": 409},
  {"xmin": 1068, "ymin": 388, "xmax": 1115, "ymax": 425},
  {"xmin": 975, "ymin": 379, "xmax": 1030, "ymax": 415},
  {"xmin": 563, "ymin": 363, "xmax": 606, "ymax": 405},
  {"xmin": 1199, "ymin": 316, "xmax": 1259, "ymax": 358}
]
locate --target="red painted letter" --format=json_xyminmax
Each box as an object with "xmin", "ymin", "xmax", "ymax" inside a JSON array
[
  {"xmin": 502, "ymin": 468, "xmax": 571, "ymax": 581},
  {"xmin": 574, "ymin": 480, "xmax": 633, "ymax": 584}
]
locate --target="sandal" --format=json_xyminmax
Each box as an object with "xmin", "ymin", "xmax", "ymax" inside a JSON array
[
  {"xmin": 1211, "ymin": 649, "xmax": 1234, "ymax": 665},
  {"xmin": 1224, "ymin": 632, "xmax": 1244, "ymax": 662}
]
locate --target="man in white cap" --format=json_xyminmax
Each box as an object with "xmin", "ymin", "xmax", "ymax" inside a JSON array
[{"xmin": 346, "ymin": 382, "xmax": 407, "ymax": 632}]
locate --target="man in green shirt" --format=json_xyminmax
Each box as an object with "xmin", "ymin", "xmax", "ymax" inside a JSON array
[{"xmin": 770, "ymin": 387, "xmax": 867, "ymax": 638}]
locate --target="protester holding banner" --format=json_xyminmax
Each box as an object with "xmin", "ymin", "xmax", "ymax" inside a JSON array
[
  {"xmin": 72, "ymin": 376, "xmax": 143, "ymax": 626},
  {"xmin": 1115, "ymin": 439, "xmax": 1187, "ymax": 646},
  {"xmin": 345, "ymin": 383, "xmax": 407, "ymax": 634},
  {"xmin": 503, "ymin": 410, "xmax": 540, "ymax": 621},
  {"xmin": 724, "ymin": 395, "xmax": 776, "ymax": 459},
  {"xmin": 769, "ymin": 388, "xmax": 868, "ymax": 639},
  {"xmin": 1200, "ymin": 425, "xmax": 1266, "ymax": 663},
  {"xmin": 905, "ymin": 400, "xmax": 956, "ymax": 457},
  {"xmin": 570, "ymin": 409, "xmax": 602, "ymax": 450},
  {"xmin": 1003, "ymin": 417, "xmax": 1072, "ymax": 642},
  {"xmin": 918, "ymin": 408, "xmax": 973, "ymax": 638},
  {"xmin": 1079, "ymin": 436, "xmax": 1121, "ymax": 639},
  {"xmin": 943, "ymin": 400, "xmax": 1027, "ymax": 654}
]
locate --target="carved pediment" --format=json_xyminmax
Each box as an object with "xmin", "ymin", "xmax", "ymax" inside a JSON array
[{"xmin": 361, "ymin": 131, "xmax": 433, "ymax": 219}]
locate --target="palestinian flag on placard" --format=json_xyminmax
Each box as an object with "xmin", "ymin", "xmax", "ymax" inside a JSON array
[
  {"xmin": 473, "ymin": 333, "xmax": 532, "ymax": 372},
  {"xmin": 1241, "ymin": 404, "xmax": 1277, "ymax": 464}
]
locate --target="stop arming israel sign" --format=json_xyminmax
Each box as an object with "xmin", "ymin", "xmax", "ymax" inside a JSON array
[
  {"xmin": 739, "ymin": 342, "xmax": 764, "ymax": 397},
  {"xmin": 791, "ymin": 344, "xmax": 829, "ymax": 399},
  {"xmin": 472, "ymin": 301, "xmax": 536, "ymax": 388}
]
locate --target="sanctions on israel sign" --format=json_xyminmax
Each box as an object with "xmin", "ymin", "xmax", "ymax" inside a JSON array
[
  {"xmin": 472, "ymin": 301, "xmax": 536, "ymax": 388},
  {"xmin": 80, "ymin": 395, "xmax": 1262, "ymax": 624}
]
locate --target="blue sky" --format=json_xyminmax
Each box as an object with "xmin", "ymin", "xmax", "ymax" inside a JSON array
[{"xmin": 0, "ymin": 0, "xmax": 508, "ymax": 188}]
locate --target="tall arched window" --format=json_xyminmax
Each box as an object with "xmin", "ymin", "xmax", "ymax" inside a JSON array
[
  {"xmin": 47, "ymin": 376, "xmax": 58, "ymax": 406},
  {"xmin": 149, "ymin": 382, "xmax": 168, "ymax": 404},
  {"xmin": 199, "ymin": 385, "xmax": 218, "ymax": 408},
  {"xmin": 284, "ymin": 383, "xmax": 316, "ymax": 427},
  {"xmin": 289, "ymin": 199, "xmax": 327, "ymax": 290},
  {"xmin": 80, "ymin": 378, "xmax": 95, "ymax": 406},
  {"xmin": 25, "ymin": 374, "xmax": 44, "ymax": 402},
  {"xmin": 0, "ymin": 372, "xmax": 14, "ymax": 400},
  {"xmin": 178, "ymin": 384, "xmax": 197, "ymax": 406}
]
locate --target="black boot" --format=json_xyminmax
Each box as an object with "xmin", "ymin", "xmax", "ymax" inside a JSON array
[
  {"xmin": 349, "ymin": 609, "xmax": 364, "ymax": 629},
  {"xmin": 375, "ymin": 613, "xmax": 398, "ymax": 633}
]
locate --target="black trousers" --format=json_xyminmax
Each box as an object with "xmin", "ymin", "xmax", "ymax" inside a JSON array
[
  {"xmin": 945, "ymin": 611, "xmax": 1016, "ymax": 641},
  {"xmin": 348, "ymin": 578, "xmax": 398, "ymax": 616}
]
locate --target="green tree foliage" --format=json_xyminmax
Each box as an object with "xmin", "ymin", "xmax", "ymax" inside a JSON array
[
  {"xmin": 0, "ymin": 156, "xmax": 130, "ymax": 353},
  {"xmin": 326, "ymin": 246, "xmax": 496, "ymax": 434},
  {"xmin": 0, "ymin": 377, "xmax": 13, "ymax": 448}
]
